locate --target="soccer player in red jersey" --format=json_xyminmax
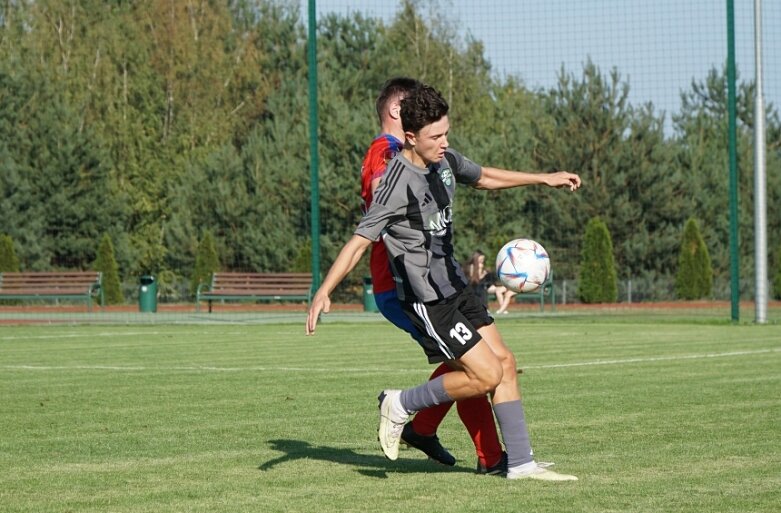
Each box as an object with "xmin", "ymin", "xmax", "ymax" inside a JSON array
[{"xmin": 360, "ymin": 77, "xmax": 504, "ymax": 473}]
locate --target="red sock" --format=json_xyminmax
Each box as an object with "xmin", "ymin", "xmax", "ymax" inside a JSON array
[
  {"xmin": 410, "ymin": 364, "xmax": 504, "ymax": 468},
  {"xmin": 457, "ymin": 395, "xmax": 503, "ymax": 469},
  {"xmin": 410, "ymin": 363, "xmax": 454, "ymax": 436}
]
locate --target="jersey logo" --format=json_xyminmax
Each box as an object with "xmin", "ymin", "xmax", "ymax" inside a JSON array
[
  {"xmin": 425, "ymin": 206, "xmax": 453, "ymax": 236},
  {"xmin": 383, "ymin": 148, "xmax": 398, "ymax": 164},
  {"xmin": 440, "ymin": 168, "xmax": 453, "ymax": 186}
]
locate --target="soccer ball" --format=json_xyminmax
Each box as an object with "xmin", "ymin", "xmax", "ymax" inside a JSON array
[{"xmin": 495, "ymin": 239, "xmax": 551, "ymax": 293}]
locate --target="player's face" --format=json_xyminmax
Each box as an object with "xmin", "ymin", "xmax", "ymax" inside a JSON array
[{"xmin": 410, "ymin": 116, "xmax": 450, "ymax": 165}]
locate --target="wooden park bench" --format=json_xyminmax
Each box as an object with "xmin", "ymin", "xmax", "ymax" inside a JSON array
[
  {"xmin": 514, "ymin": 270, "xmax": 556, "ymax": 312},
  {"xmin": 0, "ymin": 272, "xmax": 103, "ymax": 311},
  {"xmin": 195, "ymin": 272, "xmax": 313, "ymax": 312}
]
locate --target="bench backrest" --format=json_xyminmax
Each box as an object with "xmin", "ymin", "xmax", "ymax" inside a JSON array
[
  {"xmin": 209, "ymin": 272, "xmax": 312, "ymax": 295},
  {"xmin": 0, "ymin": 272, "xmax": 102, "ymax": 296}
]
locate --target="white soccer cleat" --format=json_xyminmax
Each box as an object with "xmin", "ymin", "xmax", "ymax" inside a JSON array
[
  {"xmin": 507, "ymin": 462, "xmax": 578, "ymax": 481},
  {"xmin": 377, "ymin": 390, "xmax": 408, "ymax": 461}
]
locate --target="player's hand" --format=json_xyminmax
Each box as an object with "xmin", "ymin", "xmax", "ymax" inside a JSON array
[
  {"xmin": 546, "ymin": 171, "xmax": 582, "ymax": 191},
  {"xmin": 306, "ymin": 292, "xmax": 331, "ymax": 335}
]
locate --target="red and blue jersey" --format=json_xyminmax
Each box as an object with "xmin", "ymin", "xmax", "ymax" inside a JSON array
[{"xmin": 360, "ymin": 134, "xmax": 403, "ymax": 294}]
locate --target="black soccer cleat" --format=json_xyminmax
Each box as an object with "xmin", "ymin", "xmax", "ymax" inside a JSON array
[
  {"xmin": 476, "ymin": 451, "xmax": 508, "ymax": 476},
  {"xmin": 400, "ymin": 423, "xmax": 456, "ymax": 466}
]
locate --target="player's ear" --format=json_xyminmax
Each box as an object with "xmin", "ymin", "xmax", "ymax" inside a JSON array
[
  {"xmin": 388, "ymin": 101, "xmax": 401, "ymax": 120},
  {"xmin": 404, "ymin": 130, "xmax": 416, "ymax": 147}
]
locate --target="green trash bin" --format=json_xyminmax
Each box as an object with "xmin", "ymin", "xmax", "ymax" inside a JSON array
[
  {"xmin": 362, "ymin": 276, "xmax": 378, "ymax": 312},
  {"xmin": 138, "ymin": 275, "xmax": 158, "ymax": 313}
]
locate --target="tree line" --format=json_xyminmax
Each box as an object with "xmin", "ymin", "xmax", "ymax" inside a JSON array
[{"xmin": 0, "ymin": 0, "xmax": 779, "ymax": 301}]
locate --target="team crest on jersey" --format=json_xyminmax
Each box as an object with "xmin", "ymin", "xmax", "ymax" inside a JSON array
[
  {"xmin": 440, "ymin": 168, "xmax": 453, "ymax": 186},
  {"xmin": 383, "ymin": 148, "xmax": 398, "ymax": 164}
]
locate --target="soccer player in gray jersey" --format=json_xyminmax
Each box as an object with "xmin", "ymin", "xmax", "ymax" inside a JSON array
[{"xmin": 307, "ymin": 84, "xmax": 582, "ymax": 481}]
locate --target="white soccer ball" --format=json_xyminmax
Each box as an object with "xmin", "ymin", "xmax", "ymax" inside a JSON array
[{"xmin": 495, "ymin": 238, "xmax": 551, "ymax": 293}]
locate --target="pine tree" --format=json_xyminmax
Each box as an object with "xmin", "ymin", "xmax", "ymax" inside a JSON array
[
  {"xmin": 578, "ymin": 217, "xmax": 618, "ymax": 303},
  {"xmin": 191, "ymin": 231, "xmax": 220, "ymax": 296},
  {"xmin": 675, "ymin": 218, "xmax": 713, "ymax": 300},
  {"xmin": 0, "ymin": 234, "xmax": 21, "ymax": 272},
  {"xmin": 94, "ymin": 234, "xmax": 124, "ymax": 305}
]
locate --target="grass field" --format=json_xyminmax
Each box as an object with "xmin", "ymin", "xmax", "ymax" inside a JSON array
[{"xmin": 1, "ymin": 314, "xmax": 780, "ymax": 512}]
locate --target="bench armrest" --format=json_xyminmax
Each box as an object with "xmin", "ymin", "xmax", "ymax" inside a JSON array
[
  {"xmin": 88, "ymin": 282, "xmax": 104, "ymax": 307},
  {"xmin": 196, "ymin": 282, "xmax": 212, "ymax": 296}
]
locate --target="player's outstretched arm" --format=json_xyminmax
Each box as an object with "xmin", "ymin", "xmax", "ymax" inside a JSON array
[
  {"xmin": 306, "ymin": 235, "xmax": 372, "ymax": 335},
  {"xmin": 474, "ymin": 167, "xmax": 582, "ymax": 191}
]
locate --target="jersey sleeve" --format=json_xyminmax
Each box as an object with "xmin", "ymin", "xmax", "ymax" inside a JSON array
[
  {"xmin": 360, "ymin": 135, "xmax": 403, "ymax": 213},
  {"xmin": 445, "ymin": 148, "xmax": 482, "ymax": 185},
  {"xmin": 355, "ymin": 161, "xmax": 408, "ymax": 241},
  {"xmin": 364, "ymin": 144, "xmax": 390, "ymax": 182},
  {"xmin": 354, "ymin": 203, "xmax": 397, "ymax": 242}
]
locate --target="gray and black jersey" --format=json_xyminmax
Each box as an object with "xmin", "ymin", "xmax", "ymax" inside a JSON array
[{"xmin": 355, "ymin": 148, "xmax": 482, "ymax": 303}]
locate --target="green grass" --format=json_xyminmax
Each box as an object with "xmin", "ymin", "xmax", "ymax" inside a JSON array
[{"xmin": 1, "ymin": 316, "xmax": 779, "ymax": 513}]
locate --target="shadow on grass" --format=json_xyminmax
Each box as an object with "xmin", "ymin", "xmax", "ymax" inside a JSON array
[{"xmin": 258, "ymin": 439, "xmax": 473, "ymax": 478}]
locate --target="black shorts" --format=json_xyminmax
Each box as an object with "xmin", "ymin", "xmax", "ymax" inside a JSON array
[{"xmin": 401, "ymin": 287, "xmax": 495, "ymax": 364}]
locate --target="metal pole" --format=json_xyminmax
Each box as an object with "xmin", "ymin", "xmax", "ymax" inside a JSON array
[
  {"xmin": 726, "ymin": 0, "xmax": 740, "ymax": 322},
  {"xmin": 308, "ymin": 0, "xmax": 321, "ymax": 291},
  {"xmin": 753, "ymin": 0, "xmax": 768, "ymax": 323}
]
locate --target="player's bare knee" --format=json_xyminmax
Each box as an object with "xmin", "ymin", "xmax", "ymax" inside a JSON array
[
  {"xmin": 476, "ymin": 366, "xmax": 503, "ymax": 394},
  {"xmin": 463, "ymin": 370, "xmax": 495, "ymax": 395},
  {"xmin": 472, "ymin": 380, "xmax": 496, "ymax": 396},
  {"xmin": 503, "ymin": 351, "xmax": 517, "ymax": 372},
  {"xmin": 498, "ymin": 353, "xmax": 517, "ymax": 385}
]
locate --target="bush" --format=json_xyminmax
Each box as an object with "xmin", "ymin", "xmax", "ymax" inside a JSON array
[
  {"xmin": 0, "ymin": 234, "xmax": 20, "ymax": 272},
  {"xmin": 94, "ymin": 234, "xmax": 124, "ymax": 304},
  {"xmin": 578, "ymin": 217, "xmax": 618, "ymax": 303},
  {"xmin": 675, "ymin": 218, "xmax": 713, "ymax": 300},
  {"xmin": 191, "ymin": 231, "xmax": 220, "ymax": 296}
]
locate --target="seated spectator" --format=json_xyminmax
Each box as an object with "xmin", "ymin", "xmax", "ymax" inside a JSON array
[{"xmin": 463, "ymin": 250, "xmax": 516, "ymax": 314}]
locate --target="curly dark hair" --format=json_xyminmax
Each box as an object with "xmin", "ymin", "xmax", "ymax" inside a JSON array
[{"xmin": 400, "ymin": 84, "xmax": 449, "ymax": 134}]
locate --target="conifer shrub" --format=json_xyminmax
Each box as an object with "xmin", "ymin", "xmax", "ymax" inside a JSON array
[
  {"xmin": 0, "ymin": 234, "xmax": 21, "ymax": 272},
  {"xmin": 291, "ymin": 243, "xmax": 312, "ymax": 273},
  {"xmin": 191, "ymin": 231, "xmax": 220, "ymax": 296},
  {"xmin": 675, "ymin": 218, "xmax": 713, "ymax": 300},
  {"xmin": 94, "ymin": 234, "xmax": 124, "ymax": 304},
  {"xmin": 578, "ymin": 217, "xmax": 618, "ymax": 303}
]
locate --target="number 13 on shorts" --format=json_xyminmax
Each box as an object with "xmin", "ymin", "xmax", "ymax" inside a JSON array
[{"xmin": 449, "ymin": 322, "xmax": 473, "ymax": 345}]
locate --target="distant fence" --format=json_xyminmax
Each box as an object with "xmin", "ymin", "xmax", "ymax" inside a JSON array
[{"xmin": 556, "ymin": 277, "xmax": 739, "ymax": 304}]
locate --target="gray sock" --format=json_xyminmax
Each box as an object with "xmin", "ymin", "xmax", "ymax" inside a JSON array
[
  {"xmin": 493, "ymin": 400, "xmax": 534, "ymax": 468},
  {"xmin": 399, "ymin": 375, "xmax": 452, "ymax": 413}
]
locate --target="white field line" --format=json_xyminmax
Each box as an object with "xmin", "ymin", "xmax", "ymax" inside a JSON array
[
  {"xmin": 2, "ymin": 347, "xmax": 779, "ymax": 373},
  {"xmin": 523, "ymin": 348, "xmax": 781, "ymax": 369},
  {"xmin": 0, "ymin": 330, "xmax": 249, "ymax": 341}
]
